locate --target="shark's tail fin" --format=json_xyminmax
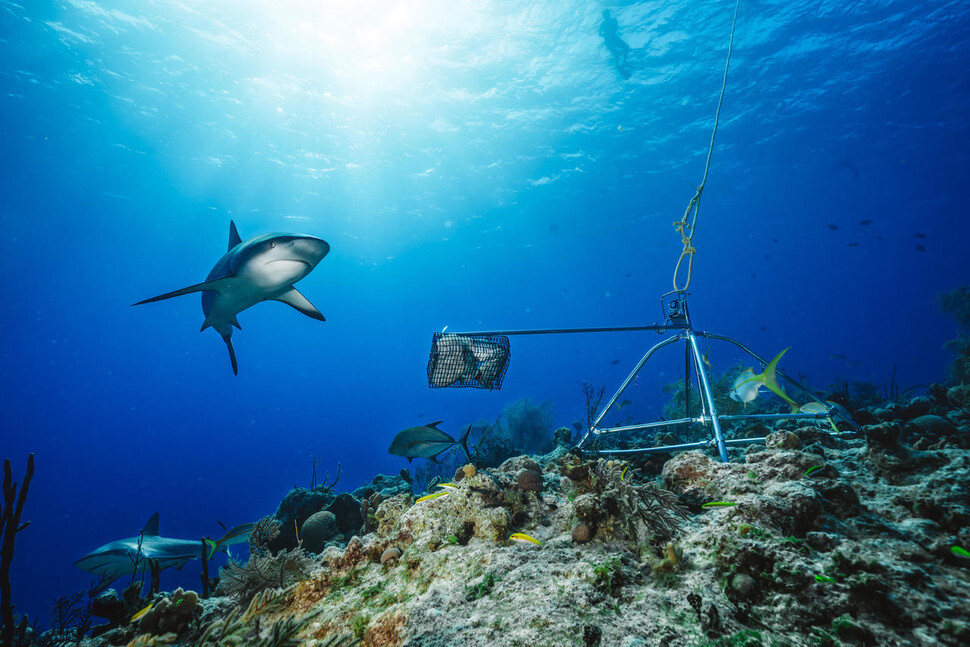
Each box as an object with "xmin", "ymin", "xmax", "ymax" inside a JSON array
[
  {"xmin": 458, "ymin": 424, "xmax": 473, "ymax": 463},
  {"xmin": 222, "ymin": 334, "xmax": 238, "ymax": 375},
  {"xmin": 205, "ymin": 522, "xmax": 255, "ymax": 560}
]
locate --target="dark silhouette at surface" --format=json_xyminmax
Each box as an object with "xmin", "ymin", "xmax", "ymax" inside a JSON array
[{"xmin": 600, "ymin": 9, "xmax": 631, "ymax": 78}]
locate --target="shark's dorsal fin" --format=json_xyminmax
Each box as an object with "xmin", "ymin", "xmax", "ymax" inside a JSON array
[
  {"xmin": 272, "ymin": 288, "xmax": 325, "ymax": 321},
  {"xmin": 132, "ymin": 277, "xmax": 234, "ymax": 306},
  {"xmin": 142, "ymin": 512, "xmax": 160, "ymax": 536},
  {"xmin": 228, "ymin": 220, "xmax": 242, "ymax": 250}
]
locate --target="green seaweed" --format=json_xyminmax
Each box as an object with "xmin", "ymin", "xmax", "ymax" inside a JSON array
[
  {"xmin": 464, "ymin": 571, "xmax": 499, "ymax": 601},
  {"xmin": 591, "ymin": 556, "xmax": 624, "ymax": 596},
  {"xmin": 351, "ymin": 613, "xmax": 370, "ymax": 640}
]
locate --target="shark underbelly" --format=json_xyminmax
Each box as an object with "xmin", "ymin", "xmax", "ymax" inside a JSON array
[{"xmin": 202, "ymin": 281, "xmax": 291, "ymax": 336}]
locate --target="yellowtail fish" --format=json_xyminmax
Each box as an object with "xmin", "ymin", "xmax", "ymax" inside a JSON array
[
  {"xmin": 131, "ymin": 602, "xmax": 153, "ymax": 623},
  {"xmin": 509, "ymin": 533, "xmax": 542, "ymax": 546},
  {"xmin": 435, "ymin": 482, "xmax": 459, "ymax": 491},
  {"xmin": 729, "ymin": 348, "xmax": 799, "ymax": 411},
  {"xmin": 415, "ymin": 490, "xmax": 450, "ymax": 503}
]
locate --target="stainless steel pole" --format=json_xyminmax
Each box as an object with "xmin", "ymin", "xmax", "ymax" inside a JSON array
[{"xmin": 687, "ymin": 330, "xmax": 729, "ymax": 462}]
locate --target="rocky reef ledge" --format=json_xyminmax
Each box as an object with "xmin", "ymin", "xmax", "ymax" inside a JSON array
[{"xmin": 60, "ymin": 393, "xmax": 970, "ymax": 647}]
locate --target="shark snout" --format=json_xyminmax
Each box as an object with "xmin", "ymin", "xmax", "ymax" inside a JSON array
[{"xmin": 289, "ymin": 236, "xmax": 330, "ymax": 266}]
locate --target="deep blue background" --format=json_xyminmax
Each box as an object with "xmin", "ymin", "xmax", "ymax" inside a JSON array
[{"xmin": 2, "ymin": 0, "xmax": 968, "ymax": 625}]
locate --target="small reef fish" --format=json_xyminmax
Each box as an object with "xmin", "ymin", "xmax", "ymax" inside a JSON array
[
  {"xmin": 388, "ymin": 422, "xmax": 472, "ymax": 464},
  {"xmin": 133, "ymin": 221, "xmax": 329, "ymax": 375},
  {"xmin": 800, "ymin": 400, "xmax": 853, "ymax": 425},
  {"xmin": 729, "ymin": 348, "xmax": 799, "ymax": 411},
  {"xmin": 701, "ymin": 347, "xmax": 713, "ymax": 369},
  {"xmin": 615, "ymin": 399, "xmax": 632, "ymax": 410},
  {"xmin": 435, "ymin": 482, "xmax": 459, "ymax": 491},
  {"xmin": 415, "ymin": 490, "xmax": 451, "ymax": 503},
  {"xmin": 509, "ymin": 533, "xmax": 542, "ymax": 546},
  {"xmin": 799, "ymin": 402, "xmax": 831, "ymax": 415},
  {"xmin": 803, "ymin": 465, "xmax": 825, "ymax": 478},
  {"xmin": 130, "ymin": 602, "xmax": 153, "ymax": 623}
]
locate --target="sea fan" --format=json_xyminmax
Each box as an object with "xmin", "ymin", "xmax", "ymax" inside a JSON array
[{"xmin": 216, "ymin": 547, "xmax": 316, "ymax": 605}]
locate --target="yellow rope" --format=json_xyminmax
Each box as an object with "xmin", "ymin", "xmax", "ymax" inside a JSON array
[{"xmin": 673, "ymin": 0, "xmax": 742, "ymax": 292}]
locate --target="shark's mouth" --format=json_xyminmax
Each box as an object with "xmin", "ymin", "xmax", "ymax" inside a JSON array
[{"xmin": 267, "ymin": 259, "xmax": 311, "ymax": 268}]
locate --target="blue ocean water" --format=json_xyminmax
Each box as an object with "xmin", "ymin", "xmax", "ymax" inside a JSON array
[{"xmin": 1, "ymin": 0, "xmax": 968, "ymax": 626}]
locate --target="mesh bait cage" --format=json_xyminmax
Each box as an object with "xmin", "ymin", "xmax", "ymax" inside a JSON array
[{"xmin": 427, "ymin": 333, "xmax": 510, "ymax": 390}]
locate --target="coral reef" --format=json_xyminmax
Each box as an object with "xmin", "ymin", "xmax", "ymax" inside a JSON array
[
  {"xmin": 44, "ymin": 388, "xmax": 970, "ymax": 647},
  {"xmin": 301, "ymin": 512, "xmax": 340, "ymax": 553},
  {"xmin": 137, "ymin": 588, "xmax": 199, "ymax": 636}
]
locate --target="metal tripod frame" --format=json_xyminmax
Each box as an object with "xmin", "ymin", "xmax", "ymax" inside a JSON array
[
  {"xmin": 432, "ymin": 291, "xmax": 858, "ymax": 463},
  {"xmin": 575, "ymin": 292, "xmax": 859, "ymax": 461}
]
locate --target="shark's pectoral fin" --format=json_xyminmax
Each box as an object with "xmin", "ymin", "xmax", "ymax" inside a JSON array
[
  {"xmin": 223, "ymin": 335, "xmax": 238, "ymax": 375},
  {"xmin": 133, "ymin": 278, "xmax": 234, "ymax": 306},
  {"xmin": 273, "ymin": 288, "xmax": 325, "ymax": 321}
]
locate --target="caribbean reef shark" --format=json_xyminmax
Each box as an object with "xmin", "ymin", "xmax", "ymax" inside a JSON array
[
  {"xmin": 74, "ymin": 513, "xmax": 254, "ymax": 581},
  {"xmin": 133, "ymin": 220, "xmax": 329, "ymax": 374}
]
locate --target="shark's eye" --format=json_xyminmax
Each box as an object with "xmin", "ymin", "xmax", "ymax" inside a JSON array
[{"xmin": 268, "ymin": 241, "xmax": 276, "ymax": 248}]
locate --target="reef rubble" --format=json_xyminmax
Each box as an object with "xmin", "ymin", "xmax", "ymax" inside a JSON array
[{"xmin": 42, "ymin": 392, "xmax": 970, "ymax": 647}]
